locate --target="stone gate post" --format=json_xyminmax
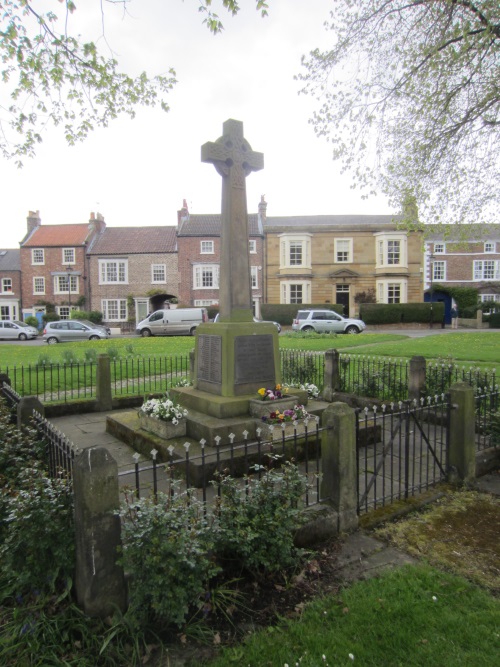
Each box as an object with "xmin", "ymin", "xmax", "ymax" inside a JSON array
[
  {"xmin": 322, "ymin": 349, "xmax": 340, "ymax": 402},
  {"xmin": 448, "ymin": 382, "xmax": 476, "ymax": 483},
  {"xmin": 96, "ymin": 354, "xmax": 113, "ymax": 411},
  {"xmin": 73, "ymin": 447, "xmax": 126, "ymax": 617},
  {"xmin": 408, "ymin": 356, "xmax": 426, "ymax": 402}
]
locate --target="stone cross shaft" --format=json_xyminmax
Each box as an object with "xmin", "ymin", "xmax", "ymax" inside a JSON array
[{"xmin": 201, "ymin": 119, "xmax": 263, "ymax": 320}]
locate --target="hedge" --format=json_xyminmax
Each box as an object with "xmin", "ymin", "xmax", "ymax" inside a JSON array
[{"xmin": 359, "ymin": 302, "xmax": 445, "ymax": 325}]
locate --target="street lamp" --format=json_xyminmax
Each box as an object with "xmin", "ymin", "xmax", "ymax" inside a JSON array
[{"xmin": 429, "ymin": 253, "xmax": 435, "ymax": 329}]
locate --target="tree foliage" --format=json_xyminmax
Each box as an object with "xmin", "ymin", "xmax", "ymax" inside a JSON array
[
  {"xmin": 298, "ymin": 1, "xmax": 500, "ymax": 228},
  {"xmin": 0, "ymin": 1, "xmax": 268, "ymax": 163}
]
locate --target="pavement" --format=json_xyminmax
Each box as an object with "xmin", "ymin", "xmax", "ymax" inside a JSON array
[{"xmin": 49, "ymin": 409, "xmax": 500, "ymax": 584}]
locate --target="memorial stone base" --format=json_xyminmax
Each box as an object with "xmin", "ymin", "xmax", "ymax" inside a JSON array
[{"xmin": 193, "ymin": 321, "xmax": 281, "ymax": 398}]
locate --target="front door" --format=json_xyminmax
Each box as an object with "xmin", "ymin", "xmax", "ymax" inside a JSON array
[{"xmin": 336, "ymin": 285, "xmax": 350, "ymax": 316}]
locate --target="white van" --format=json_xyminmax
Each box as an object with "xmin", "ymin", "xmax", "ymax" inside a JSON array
[{"xmin": 135, "ymin": 308, "xmax": 208, "ymax": 337}]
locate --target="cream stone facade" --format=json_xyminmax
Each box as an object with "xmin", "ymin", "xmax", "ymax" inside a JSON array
[{"xmin": 263, "ymin": 215, "xmax": 423, "ymax": 317}]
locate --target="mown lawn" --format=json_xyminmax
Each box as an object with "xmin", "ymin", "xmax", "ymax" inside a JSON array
[{"xmin": 206, "ymin": 564, "xmax": 500, "ymax": 667}]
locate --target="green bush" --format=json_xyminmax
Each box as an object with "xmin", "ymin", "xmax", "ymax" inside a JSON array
[
  {"xmin": 359, "ymin": 302, "xmax": 445, "ymax": 324},
  {"xmin": 70, "ymin": 310, "xmax": 104, "ymax": 324},
  {"xmin": 24, "ymin": 315, "xmax": 39, "ymax": 329},
  {"xmin": 488, "ymin": 312, "xmax": 500, "ymax": 329},
  {"xmin": 213, "ymin": 461, "xmax": 307, "ymax": 575},
  {"xmin": 119, "ymin": 489, "xmax": 220, "ymax": 629}
]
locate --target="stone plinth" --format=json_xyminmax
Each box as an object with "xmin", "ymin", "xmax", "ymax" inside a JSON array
[
  {"xmin": 257, "ymin": 419, "xmax": 314, "ymax": 442},
  {"xmin": 248, "ymin": 396, "xmax": 300, "ymax": 419},
  {"xmin": 138, "ymin": 413, "xmax": 187, "ymax": 440},
  {"xmin": 194, "ymin": 320, "xmax": 281, "ymax": 398}
]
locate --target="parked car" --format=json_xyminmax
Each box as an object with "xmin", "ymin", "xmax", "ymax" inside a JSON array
[
  {"xmin": 213, "ymin": 314, "xmax": 281, "ymax": 333},
  {"xmin": 0, "ymin": 320, "xmax": 38, "ymax": 340},
  {"xmin": 43, "ymin": 320, "xmax": 111, "ymax": 344},
  {"xmin": 135, "ymin": 308, "xmax": 208, "ymax": 337},
  {"xmin": 292, "ymin": 309, "xmax": 366, "ymax": 334}
]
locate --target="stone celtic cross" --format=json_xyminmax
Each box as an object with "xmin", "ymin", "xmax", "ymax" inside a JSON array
[{"xmin": 201, "ymin": 119, "xmax": 263, "ymax": 320}]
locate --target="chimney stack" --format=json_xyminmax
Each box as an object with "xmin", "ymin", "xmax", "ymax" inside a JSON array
[
  {"xmin": 177, "ymin": 199, "xmax": 190, "ymax": 229},
  {"xmin": 27, "ymin": 210, "xmax": 41, "ymax": 235},
  {"xmin": 88, "ymin": 212, "xmax": 106, "ymax": 235}
]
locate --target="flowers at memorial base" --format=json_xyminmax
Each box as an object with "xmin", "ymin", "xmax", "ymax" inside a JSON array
[
  {"xmin": 140, "ymin": 394, "xmax": 188, "ymax": 424},
  {"xmin": 283, "ymin": 382, "xmax": 320, "ymax": 398},
  {"xmin": 261, "ymin": 404, "xmax": 311, "ymax": 425},
  {"xmin": 257, "ymin": 384, "xmax": 287, "ymax": 401}
]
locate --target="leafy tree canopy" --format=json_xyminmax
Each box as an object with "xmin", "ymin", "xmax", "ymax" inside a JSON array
[
  {"xmin": 0, "ymin": 1, "xmax": 267, "ymax": 163},
  {"xmin": 298, "ymin": 1, "xmax": 500, "ymax": 229}
]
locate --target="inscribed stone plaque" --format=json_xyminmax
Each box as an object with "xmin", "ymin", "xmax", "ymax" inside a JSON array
[
  {"xmin": 234, "ymin": 335, "xmax": 276, "ymax": 385},
  {"xmin": 197, "ymin": 335, "xmax": 222, "ymax": 384}
]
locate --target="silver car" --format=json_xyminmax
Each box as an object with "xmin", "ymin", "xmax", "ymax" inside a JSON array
[
  {"xmin": 43, "ymin": 320, "xmax": 111, "ymax": 344},
  {"xmin": 292, "ymin": 309, "xmax": 366, "ymax": 334},
  {"xmin": 0, "ymin": 320, "xmax": 39, "ymax": 341}
]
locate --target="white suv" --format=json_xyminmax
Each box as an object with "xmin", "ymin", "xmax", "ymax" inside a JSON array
[{"xmin": 292, "ymin": 309, "xmax": 366, "ymax": 334}]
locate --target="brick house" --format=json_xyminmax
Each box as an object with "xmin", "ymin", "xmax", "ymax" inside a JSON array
[
  {"xmin": 263, "ymin": 212, "xmax": 423, "ymax": 316},
  {"xmin": 0, "ymin": 249, "xmax": 21, "ymax": 321},
  {"xmin": 176, "ymin": 199, "xmax": 266, "ymax": 316},
  {"xmin": 425, "ymin": 224, "xmax": 500, "ymax": 307},
  {"xmin": 19, "ymin": 211, "xmax": 102, "ymax": 324},
  {"xmin": 86, "ymin": 225, "xmax": 178, "ymax": 328}
]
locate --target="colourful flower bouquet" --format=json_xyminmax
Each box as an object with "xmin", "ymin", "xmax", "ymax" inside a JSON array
[
  {"xmin": 257, "ymin": 384, "xmax": 288, "ymax": 401},
  {"xmin": 261, "ymin": 404, "xmax": 311, "ymax": 425}
]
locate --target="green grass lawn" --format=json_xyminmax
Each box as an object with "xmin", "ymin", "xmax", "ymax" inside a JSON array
[
  {"xmin": 207, "ymin": 564, "xmax": 500, "ymax": 667},
  {"xmin": 4, "ymin": 331, "xmax": 500, "ymax": 368}
]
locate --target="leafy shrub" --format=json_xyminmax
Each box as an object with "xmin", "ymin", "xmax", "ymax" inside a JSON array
[
  {"xmin": 35, "ymin": 352, "xmax": 51, "ymax": 367},
  {"xmin": 84, "ymin": 348, "xmax": 98, "ymax": 363},
  {"xmin": 24, "ymin": 315, "xmax": 39, "ymax": 329},
  {"xmin": 119, "ymin": 490, "xmax": 220, "ymax": 628},
  {"xmin": 0, "ymin": 467, "xmax": 74, "ymax": 599},
  {"xmin": 61, "ymin": 349, "xmax": 78, "ymax": 365},
  {"xmin": 70, "ymin": 310, "xmax": 104, "ymax": 324},
  {"xmin": 213, "ymin": 460, "xmax": 307, "ymax": 575}
]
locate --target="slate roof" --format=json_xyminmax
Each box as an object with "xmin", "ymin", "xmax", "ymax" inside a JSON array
[
  {"xmin": 0, "ymin": 249, "xmax": 20, "ymax": 271},
  {"xmin": 177, "ymin": 214, "xmax": 261, "ymax": 236},
  {"xmin": 424, "ymin": 223, "xmax": 500, "ymax": 242},
  {"xmin": 264, "ymin": 214, "xmax": 401, "ymax": 231},
  {"xmin": 88, "ymin": 227, "xmax": 178, "ymax": 255},
  {"xmin": 21, "ymin": 224, "xmax": 92, "ymax": 247}
]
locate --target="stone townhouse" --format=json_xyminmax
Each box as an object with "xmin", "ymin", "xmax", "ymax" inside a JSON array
[
  {"xmin": 0, "ymin": 248, "xmax": 21, "ymax": 321},
  {"xmin": 424, "ymin": 225, "xmax": 500, "ymax": 308},
  {"xmin": 263, "ymin": 212, "xmax": 423, "ymax": 317},
  {"xmin": 86, "ymin": 224, "xmax": 178, "ymax": 329},
  {"xmin": 176, "ymin": 199, "xmax": 266, "ymax": 316},
  {"xmin": 19, "ymin": 211, "xmax": 102, "ymax": 325}
]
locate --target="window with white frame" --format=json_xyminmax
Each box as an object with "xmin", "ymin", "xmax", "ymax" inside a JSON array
[
  {"xmin": 54, "ymin": 274, "xmax": 78, "ymax": 294},
  {"xmin": 484, "ymin": 242, "xmax": 496, "ymax": 253},
  {"xmin": 375, "ymin": 233, "xmax": 407, "ymax": 267},
  {"xmin": 193, "ymin": 264, "xmax": 219, "ymax": 289},
  {"xmin": 480, "ymin": 294, "xmax": 500, "ymax": 303},
  {"xmin": 334, "ymin": 238, "xmax": 352, "ymax": 263},
  {"xmin": 1, "ymin": 278, "xmax": 12, "ymax": 293},
  {"xmin": 57, "ymin": 306, "xmax": 71, "ymax": 320},
  {"xmin": 99, "ymin": 259, "xmax": 128, "ymax": 284},
  {"xmin": 280, "ymin": 280, "xmax": 311, "ymax": 304},
  {"xmin": 376, "ymin": 279, "xmax": 407, "ymax": 304},
  {"xmin": 249, "ymin": 240, "xmax": 257, "ymax": 254},
  {"xmin": 200, "ymin": 240, "xmax": 214, "ymax": 254},
  {"xmin": 62, "ymin": 248, "xmax": 75, "ymax": 264},
  {"xmin": 279, "ymin": 235, "xmax": 312, "ymax": 269},
  {"xmin": 473, "ymin": 260, "xmax": 500, "ymax": 280},
  {"xmin": 31, "ymin": 248, "xmax": 44, "ymax": 265},
  {"xmin": 194, "ymin": 299, "xmax": 219, "ymax": 306},
  {"xmin": 151, "ymin": 264, "xmax": 166, "ymax": 283},
  {"xmin": 432, "ymin": 261, "xmax": 446, "ymax": 281},
  {"xmin": 102, "ymin": 299, "xmax": 127, "ymax": 321},
  {"xmin": 434, "ymin": 243, "xmax": 445, "ymax": 254},
  {"xmin": 33, "ymin": 277, "xmax": 45, "ymax": 294},
  {"xmin": 250, "ymin": 266, "xmax": 259, "ymax": 289}
]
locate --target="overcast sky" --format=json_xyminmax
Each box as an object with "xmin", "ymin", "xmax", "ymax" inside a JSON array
[{"xmin": 0, "ymin": 0, "xmax": 393, "ymax": 248}]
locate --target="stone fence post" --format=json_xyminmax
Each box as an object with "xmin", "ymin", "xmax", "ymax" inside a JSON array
[
  {"xmin": 96, "ymin": 354, "xmax": 113, "ymax": 411},
  {"xmin": 322, "ymin": 349, "xmax": 341, "ymax": 402},
  {"xmin": 448, "ymin": 382, "xmax": 476, "ymax": 483},
  {"xmin": 408, "ymin": 356, "xmax": 426, "ymax": 402},
  {"xmin": 73, "ymin": 447, "xmax": 127, "ymax": 617},
  {"xmin": 17, "ymin": 396, "xmax": 45, "ymax": 429},
  {"xmin": 320, "ymin": 402, "xmax": 358, "ymax": 532}
]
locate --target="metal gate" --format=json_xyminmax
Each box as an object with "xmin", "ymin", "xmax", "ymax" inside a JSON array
[{"xmin": 357, "ymin": 398, "xmax": 451, "ymax": 514}]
